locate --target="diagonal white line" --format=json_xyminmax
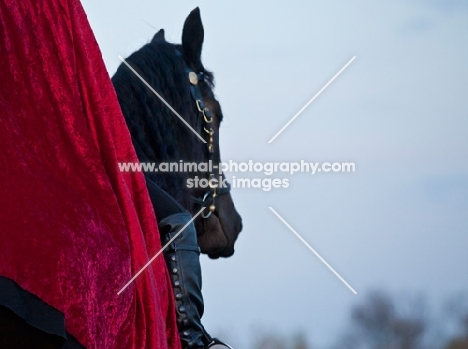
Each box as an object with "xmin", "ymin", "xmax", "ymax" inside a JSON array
[
  {"xmin": 269, "ymin": 207, "xmax": 357, "ymax": 295},
  {"xmin": 268, "ymin": 56, "xmax": 356, "ymax": 143},
  {"xmin": 117, "ymin": 207, "xmax": 206, "ymax": 295},
  {"xmin": 117, "ymin": 55, "xmax": 206, "ymax": 144}
]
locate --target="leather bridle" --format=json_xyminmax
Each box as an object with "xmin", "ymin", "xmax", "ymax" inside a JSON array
[{"xmin": 185, "ymin": 69, "xmax": 231, "ymax": 219}]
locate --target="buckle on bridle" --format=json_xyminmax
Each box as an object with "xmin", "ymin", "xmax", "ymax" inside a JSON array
[
  {"xmin": 196, "ymin": 99, "xmax": 205, "ymax": 112},
  {"xmin": 203, "ymin": 108, "xmax": 213, "ymax": 123},
  {"xmin": 201, "ymin": 191, "xmax": 214, "ymax": 218}
]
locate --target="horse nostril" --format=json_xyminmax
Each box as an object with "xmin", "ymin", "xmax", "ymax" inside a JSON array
[{"xmin": 238, "ymin": 220, "xmax": 243, "ymax": 233}]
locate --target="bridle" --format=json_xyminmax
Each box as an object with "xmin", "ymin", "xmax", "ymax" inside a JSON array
[{"xmin": 185, "ymin": 68, "xmax": 231, "ymax": 219}]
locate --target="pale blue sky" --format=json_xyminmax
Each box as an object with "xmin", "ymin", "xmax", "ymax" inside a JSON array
[{"xmin": 82, "ymin": 1, "xmax": 468, "ymax": 347}]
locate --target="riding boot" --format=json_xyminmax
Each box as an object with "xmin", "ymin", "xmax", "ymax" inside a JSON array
[
  {"xmin": 159, "ymin": 212, "xmax": 233, "ymax": 349},
  {"xmin": 159, "ymin": 212, "xmax": 206, "ymax": 347},
  {"xmin": 145, "ymin": 176, "xmax": 233, "ymax": 348}
]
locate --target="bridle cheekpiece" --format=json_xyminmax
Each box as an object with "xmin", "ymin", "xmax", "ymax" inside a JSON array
[{"xmin": 186, "ymin": 69, "xmax": 231, "ymax": 219}]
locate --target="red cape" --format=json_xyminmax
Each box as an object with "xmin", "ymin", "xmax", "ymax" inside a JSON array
[{"xmin": 0, "ymin": 1, "xmax": 180, "ymax": 348}]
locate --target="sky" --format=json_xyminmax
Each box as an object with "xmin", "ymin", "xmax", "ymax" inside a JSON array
[{"xmin": 81, "ymin": 1, "xmax": 468, "ymax": 347}]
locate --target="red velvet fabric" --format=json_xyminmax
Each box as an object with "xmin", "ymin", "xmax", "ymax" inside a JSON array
[{"xmin": 0, "ymin": 1, "xmax": 181, "ymax": 348}]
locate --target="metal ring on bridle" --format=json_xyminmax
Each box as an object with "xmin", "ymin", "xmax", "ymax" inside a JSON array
[
  {"xmin": 201, "ymin": 192, "xmax": 212, "ymax": 218},
  {"xmin": 203, "ymin": 127, "xmax": 214, "ymax": 135},
  {"xmin": 196, "ymin": 99, "xmax": 204, "ymax": 112},
  {"xmin": 203, "ymin": 108, "xmax": 213, "ymax": 123}
]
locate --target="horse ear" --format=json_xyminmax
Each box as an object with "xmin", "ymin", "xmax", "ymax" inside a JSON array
[
  {"xmin": 182, "ymin": 7, "xmax": 204, "ymax": 67},
  {"xmin": 151, "ymin": 29, "xmax": 165, "ymax": 43}
]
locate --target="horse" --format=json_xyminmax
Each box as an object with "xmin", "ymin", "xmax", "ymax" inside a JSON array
[
  {"xmin": 111, "ymin": 7, "xmax": 243, "ymax": 348},
  {"xmin": 111, "ymin": 8, "xmax": 243, "ymax": 259}
]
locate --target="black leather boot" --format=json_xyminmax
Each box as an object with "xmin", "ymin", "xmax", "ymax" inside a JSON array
[
  {"xmin": 159, "ymin": 212, "xmax": 206, "ymax": 348},
  {"xmin": 159, "ymin": 213, "xmax": 234, "ymax": 349},
  {"xmin": 145, "ymin": 177, "xmax": 233, "ymax": 348}
]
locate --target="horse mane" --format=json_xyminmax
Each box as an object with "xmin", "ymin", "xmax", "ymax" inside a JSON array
[{"xmin": 112, "ymin": 39, "xmax": 214, "ymax": 210}]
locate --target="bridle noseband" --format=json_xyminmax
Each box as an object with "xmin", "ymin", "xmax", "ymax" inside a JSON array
[{"xmin": 186, "ymin": 68, "xmax": 231, "ymax": 219}]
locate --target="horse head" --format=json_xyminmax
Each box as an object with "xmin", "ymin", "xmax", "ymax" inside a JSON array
[{"xmin": 113, "ymin": 8, "xmax": 242, "ymax": 259}]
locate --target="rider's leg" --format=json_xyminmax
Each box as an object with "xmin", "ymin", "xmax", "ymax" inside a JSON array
[
  {"xmin": 158, "ymin": 212, "xmax": 209, "ymax": 348},
  {"xmin": 145, "ymin": 176, "xmax": 232, "ymax": 348}
]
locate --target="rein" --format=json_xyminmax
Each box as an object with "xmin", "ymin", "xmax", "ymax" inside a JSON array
[{"xmin": 186, "ymin": 69, "xmax": 231, "ymax": 218}]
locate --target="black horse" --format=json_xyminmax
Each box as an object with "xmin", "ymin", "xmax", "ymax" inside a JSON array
[
  {"xmin": 112, "ymin": 8, "xmax": 242, "ymax": 259},
  {"xmin": 112, "ymin": 8, "xmax": 242, "ymax": 349}
]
